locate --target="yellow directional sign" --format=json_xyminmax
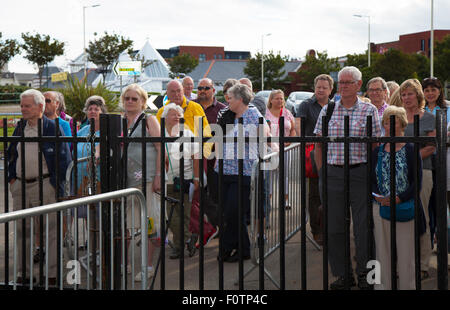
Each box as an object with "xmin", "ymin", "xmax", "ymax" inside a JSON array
[
  {"xmin": 51, "ymin": 72, "xmax": 68, "ymax": 82},
  {"xmin": 113, "ymin": 61, "xmax": 142, "ymax": 76}
]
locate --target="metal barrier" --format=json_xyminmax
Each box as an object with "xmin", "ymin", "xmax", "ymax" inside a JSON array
[
  {"xmin": 0, "ymin": 188, "xmax": 148, "ymax": 290},
  {"xmin": 244, "ymin": 142, "xmax": 321, "ymax": 288}
]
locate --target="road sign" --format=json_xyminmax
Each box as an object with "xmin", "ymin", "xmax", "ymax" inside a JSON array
[
  {"xmin": 113, "ymin": 61, "xmax": 142, "ymax": 76},
  {"xmin": 51, "ymin": 72, "xmax": 68, "ymax": 82}
]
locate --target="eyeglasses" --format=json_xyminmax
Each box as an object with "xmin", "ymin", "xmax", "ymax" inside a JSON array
[
  {"xmin": 368, "ymin": 88, "xmax": 384, "ymax": 93},
  {"xmin": 124, "ymin": 96, "xmax": 139, "ymax": 102},
  {"xmin": 423, "ymin": 77, "xmax": 438, "ymax": 83},
  {"xmin": 338, "ymin": 81, "xmax": 356, "ymax": 85},
  {"xmin": 45, "ymin": 98, "xmax": 52, "ymax": 103},
  {"xmin": 197, "ymin": 86, "xmax": 211, "ymax": 91}
]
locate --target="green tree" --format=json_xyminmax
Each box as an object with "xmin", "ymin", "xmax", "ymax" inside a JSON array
[
  {"xmin": 244, "ymin": 51, "xmax": 287, "ymax": 91},
  {"xmin": 86, "ymin": 31, "xmax": 133, "ymax": 81},
  {"xmin": 168, "ymin": 53, "xmax": 199, "ymax": 78},
  {"xmin": 60, "ymin": 76, "xmax": 118, "ymax": 121},
  {"xmin": 0, "ymin": 33, "xmax": 21, "ymax": 71},
  {"xmin": 371, "ymin": 49, "xmax": 420, "ymax": 84},
  {"xmin": 434, "ymin": 34, "xmax": 450, "ymax": 83},
  {"xmin": 21, "ymin": 32, "xmax": 65, "ymax": 88},
  {"xmin": 297, "ymin": 51, "xmax": 340, "ymax": 91}
]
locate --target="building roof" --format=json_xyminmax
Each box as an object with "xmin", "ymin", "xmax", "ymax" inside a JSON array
[{"xmin": 188, "ymin": 59, "xmax": 302, "ymax": 87}]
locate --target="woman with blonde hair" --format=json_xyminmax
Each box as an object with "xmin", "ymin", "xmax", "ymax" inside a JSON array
[
  {"xmin": 121, "ymin": 83, "xmax": 162, "ymax": 282},
  {"xmin": 400, "ymin": 78, "xmax": 436, "ymax": 280},
  {"xmin": 265, "ymin": 89, "xmax": 296, "ymax": 208},
  {"xmin": 372, "ymin": 105, "xmax": 426, "ymax": 289}
]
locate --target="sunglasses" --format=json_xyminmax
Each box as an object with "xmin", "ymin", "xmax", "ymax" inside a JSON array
[
  {"xmin": 124, "ymin": 96, "xmax": 139, "ymax": 102},
  {"xmin": 45, "ymin": 98, "xmax": 52, "ymax": 103},
  {"xmin": 197, "ymin": 86, "xmax": 211, "ymax": 91}
]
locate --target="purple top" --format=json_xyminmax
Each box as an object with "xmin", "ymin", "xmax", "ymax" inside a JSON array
[{"xmin": 202, "ymin": 98, "xmax": 226, "ymax": 125}]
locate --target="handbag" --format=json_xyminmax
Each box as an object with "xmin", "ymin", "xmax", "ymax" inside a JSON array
[
  {"xmin": 376, "ymin": 145, "xmax": 415, "ymax": 222},
  {"xmin": 165, "ymin": 143, "xmax": 191, "ymax": 194},
  {"xmin": 305, "ymin": 143, "xmax": 318, "ymax": 178}
]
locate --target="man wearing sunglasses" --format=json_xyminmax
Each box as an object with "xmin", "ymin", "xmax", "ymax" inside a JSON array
[
  {"xmin": 43, "ymin": 91, "xmax": 72, "ymax": 138},
  {"xmin": 197, "ymin": 78, "xmax": 226, "ymax": 126}
]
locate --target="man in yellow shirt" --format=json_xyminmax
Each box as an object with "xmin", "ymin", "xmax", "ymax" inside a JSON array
[{"xmin": 157, "ymin": 80, "xmax": 210, "ymax": 136}]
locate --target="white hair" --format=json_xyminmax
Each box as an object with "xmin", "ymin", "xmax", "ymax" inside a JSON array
[
  {"xmin": 161, "ymin": 102, "xmax": 184, "ymax": 119},
  {"xmin": 20, "ymin": 89, "xmax": 45, "ymax": 111},
  {"xmin": 338, "ymin": 66, "xmax": 362, "ymax": 82}
]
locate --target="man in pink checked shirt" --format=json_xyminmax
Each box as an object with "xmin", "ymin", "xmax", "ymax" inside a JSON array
[{"xmin": 313, "ymin": 66, "xmax": 382, "ymax": 290}]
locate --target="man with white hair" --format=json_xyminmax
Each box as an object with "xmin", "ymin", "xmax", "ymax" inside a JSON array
[
  {"xmin": 182, "ymin": 76, "xmax": 197, "ymax": 101},
  {"xmin": 313, "ymin": 66, "xmax": 382, "ymax": 290},
  {"xmin": 7, "ymin": 89, "xmax": 71, "ymax": 286},
  {"xmin": 366, "ymin": 77, "xmax": 389, "ymax": 119}
]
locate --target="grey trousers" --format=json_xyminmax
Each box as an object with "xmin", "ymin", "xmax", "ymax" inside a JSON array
[
  {"xmin": 319, "ymin": 164, "xmax": 371, "ymax": 277},
  {"xmin": 11, "ymin": 178, "xmax": 57, "ymax": 278}
]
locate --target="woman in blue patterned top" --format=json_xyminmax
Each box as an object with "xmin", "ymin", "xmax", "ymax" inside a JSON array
[
  {"xmin": 371, "ymin": 106, "xmax": 425, "ymax": 289},
  {"xmin": 215, "ymin": 83, "xmax": 273, "ymax": 262}
]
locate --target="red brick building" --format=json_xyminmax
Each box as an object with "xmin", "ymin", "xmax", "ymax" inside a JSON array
[
  {"xmin": 374, "ymin": 29, "xmax": 450, "ymax": 57},
  {"xmin": 157, "ymin": 46, "xmax": 250, "ymax": 61}
]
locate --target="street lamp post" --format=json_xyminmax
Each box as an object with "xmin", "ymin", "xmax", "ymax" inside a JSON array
[
  {"xmin": 353, "ymin": 14, "xmax": 371, "ymax": 67},
  {"xmin": 83, "ymin": 4, "xmax": 100, "ymax": 79},
  {"xmin": 261, "ymin": 33, "xmax": 271, "ymax": 91},
  {"xmin": 430, "ymin": 0, "xmax": 434, "ymax": 77}
]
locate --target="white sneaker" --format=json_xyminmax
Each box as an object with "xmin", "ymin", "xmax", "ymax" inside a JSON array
[{"xmin": 134, "ymin": 267, "xmax": 154, "ymax": 282}]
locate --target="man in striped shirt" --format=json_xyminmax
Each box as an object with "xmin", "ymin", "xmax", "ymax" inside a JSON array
[{"xmin": 313, "ymin": 66, "xmax": 382, "ymax": 290}]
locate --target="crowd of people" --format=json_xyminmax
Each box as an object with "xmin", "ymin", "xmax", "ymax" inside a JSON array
[{"xmin": 7, "ymin": 66, "xmax": 449, "ymax": 289}]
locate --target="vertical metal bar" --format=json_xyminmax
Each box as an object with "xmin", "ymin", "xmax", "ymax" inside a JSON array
[
  {"xmin": 20, "ymin": 119, "xmax": 26, "ymax": 282},
  {"xmin": 238, "ymin": 117, "xmax": 244, "ymax": 290},
  {"xmin": 343, "ymin": 115, "xmax": 350, "ymax": 289},
  {"xmin": 179, "ymin": 119, "xmax": 185, "ymax": 289},
  {"xmin": 435, "ymin": 109, "xmax": 448, "ymax": 290},
  {"xmin": 218, "ymin": 132, "xmax": 224, "ymax": 290},
  {"xmin": 121, "ymin": 198, "xmax": 125, "ymax": 290},
  {"xmin": 140, "ymin": 115, "xmax": 147, "ymax": 290},
  {"xmin": 3, "ymin": 119, "xmax": 9, "ymax": 286},
  {"xmin": 198, "ymin": 117, "xmax": 205, "ymax": 290},
  {"xmin": 38, "ymin": 119, "xmax": 44, "ymax": 285},
  {"xmin": 45, "ymin": 214, "xmax": 49, "ymax": 290},
  {"xmin": 30, "ymin": 219, "xmax": 34, "ymax": 290},
  {"xmin": 160, "ymin": 117, "xmax": 166, "ymax": 290},
  {"xmin": 99, "ymin": 201, "xmax": 103, "ymax": 290},
  {"xmin": 13, "ymin": 220, "xmax": 17, "ymax": 291},
  {"xmin": 389, "ymin": 115, "xmax": 397, "ymax": 290},
  {"xmin": 300, "ymin": 117, "xmax": 307, "ymax": 290},
  {"xmin": 414, "ymin": 114, "xmax": 421, "ymax": 290},
  {"xmin": 366, "ymin": 116, "xmax": 374, "ymax": 265},
  {"xmin": 55, "ymin": 118, "xmax": 61, "ymax": 288},
  {"xmin": 87, "ymin": 205, "xmax": 91, "ymax": 291},
  {"xmin": 59, "ymin": 210, "xmax": 63, "ymax": 289},
  {"xmin": 321, "ymin": 115, "xmax": 329, "ymax": 290},
  {"xmin": 131, "ymin": 196, "xmax": 135, "ymax": 290},
  {"xmin": 258, "ymin": 117, "xmax": 265, "ymax": 290},
  {"xmin": 279, "ymin": 116, "xmax": 285, "ymax": 290},
  {"xmin": 110, "ymin": 200, "xmax": 113, "ymax": 290}
]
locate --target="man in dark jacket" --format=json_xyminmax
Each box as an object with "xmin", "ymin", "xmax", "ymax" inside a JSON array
[
  {"xmin": 294, "ymin": 74, "xmax": 334, "ymax": 247},
  {"xmin": 8, "ymin": 89, "xmax": 71, "ymax": 285}
]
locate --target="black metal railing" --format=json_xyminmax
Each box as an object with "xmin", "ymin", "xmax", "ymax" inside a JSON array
[{"xmin": 0, "ymin": 111, "xmax": 447, "ymax": 290}]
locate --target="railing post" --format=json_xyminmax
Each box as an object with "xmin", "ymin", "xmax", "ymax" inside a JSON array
[{"xmin": 435, "ymin": 109, "xmax": 448, "ymax": 290}]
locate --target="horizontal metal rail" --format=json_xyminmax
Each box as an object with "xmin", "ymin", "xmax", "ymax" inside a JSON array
[{"xmin": 0, "ymin": 188, "xmax": 148, "ymax": 290}]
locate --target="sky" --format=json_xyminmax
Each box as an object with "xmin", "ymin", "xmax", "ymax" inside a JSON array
[{"xmin": 2, "ymin": 0, "xmax": 449, "ymax": 73}]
